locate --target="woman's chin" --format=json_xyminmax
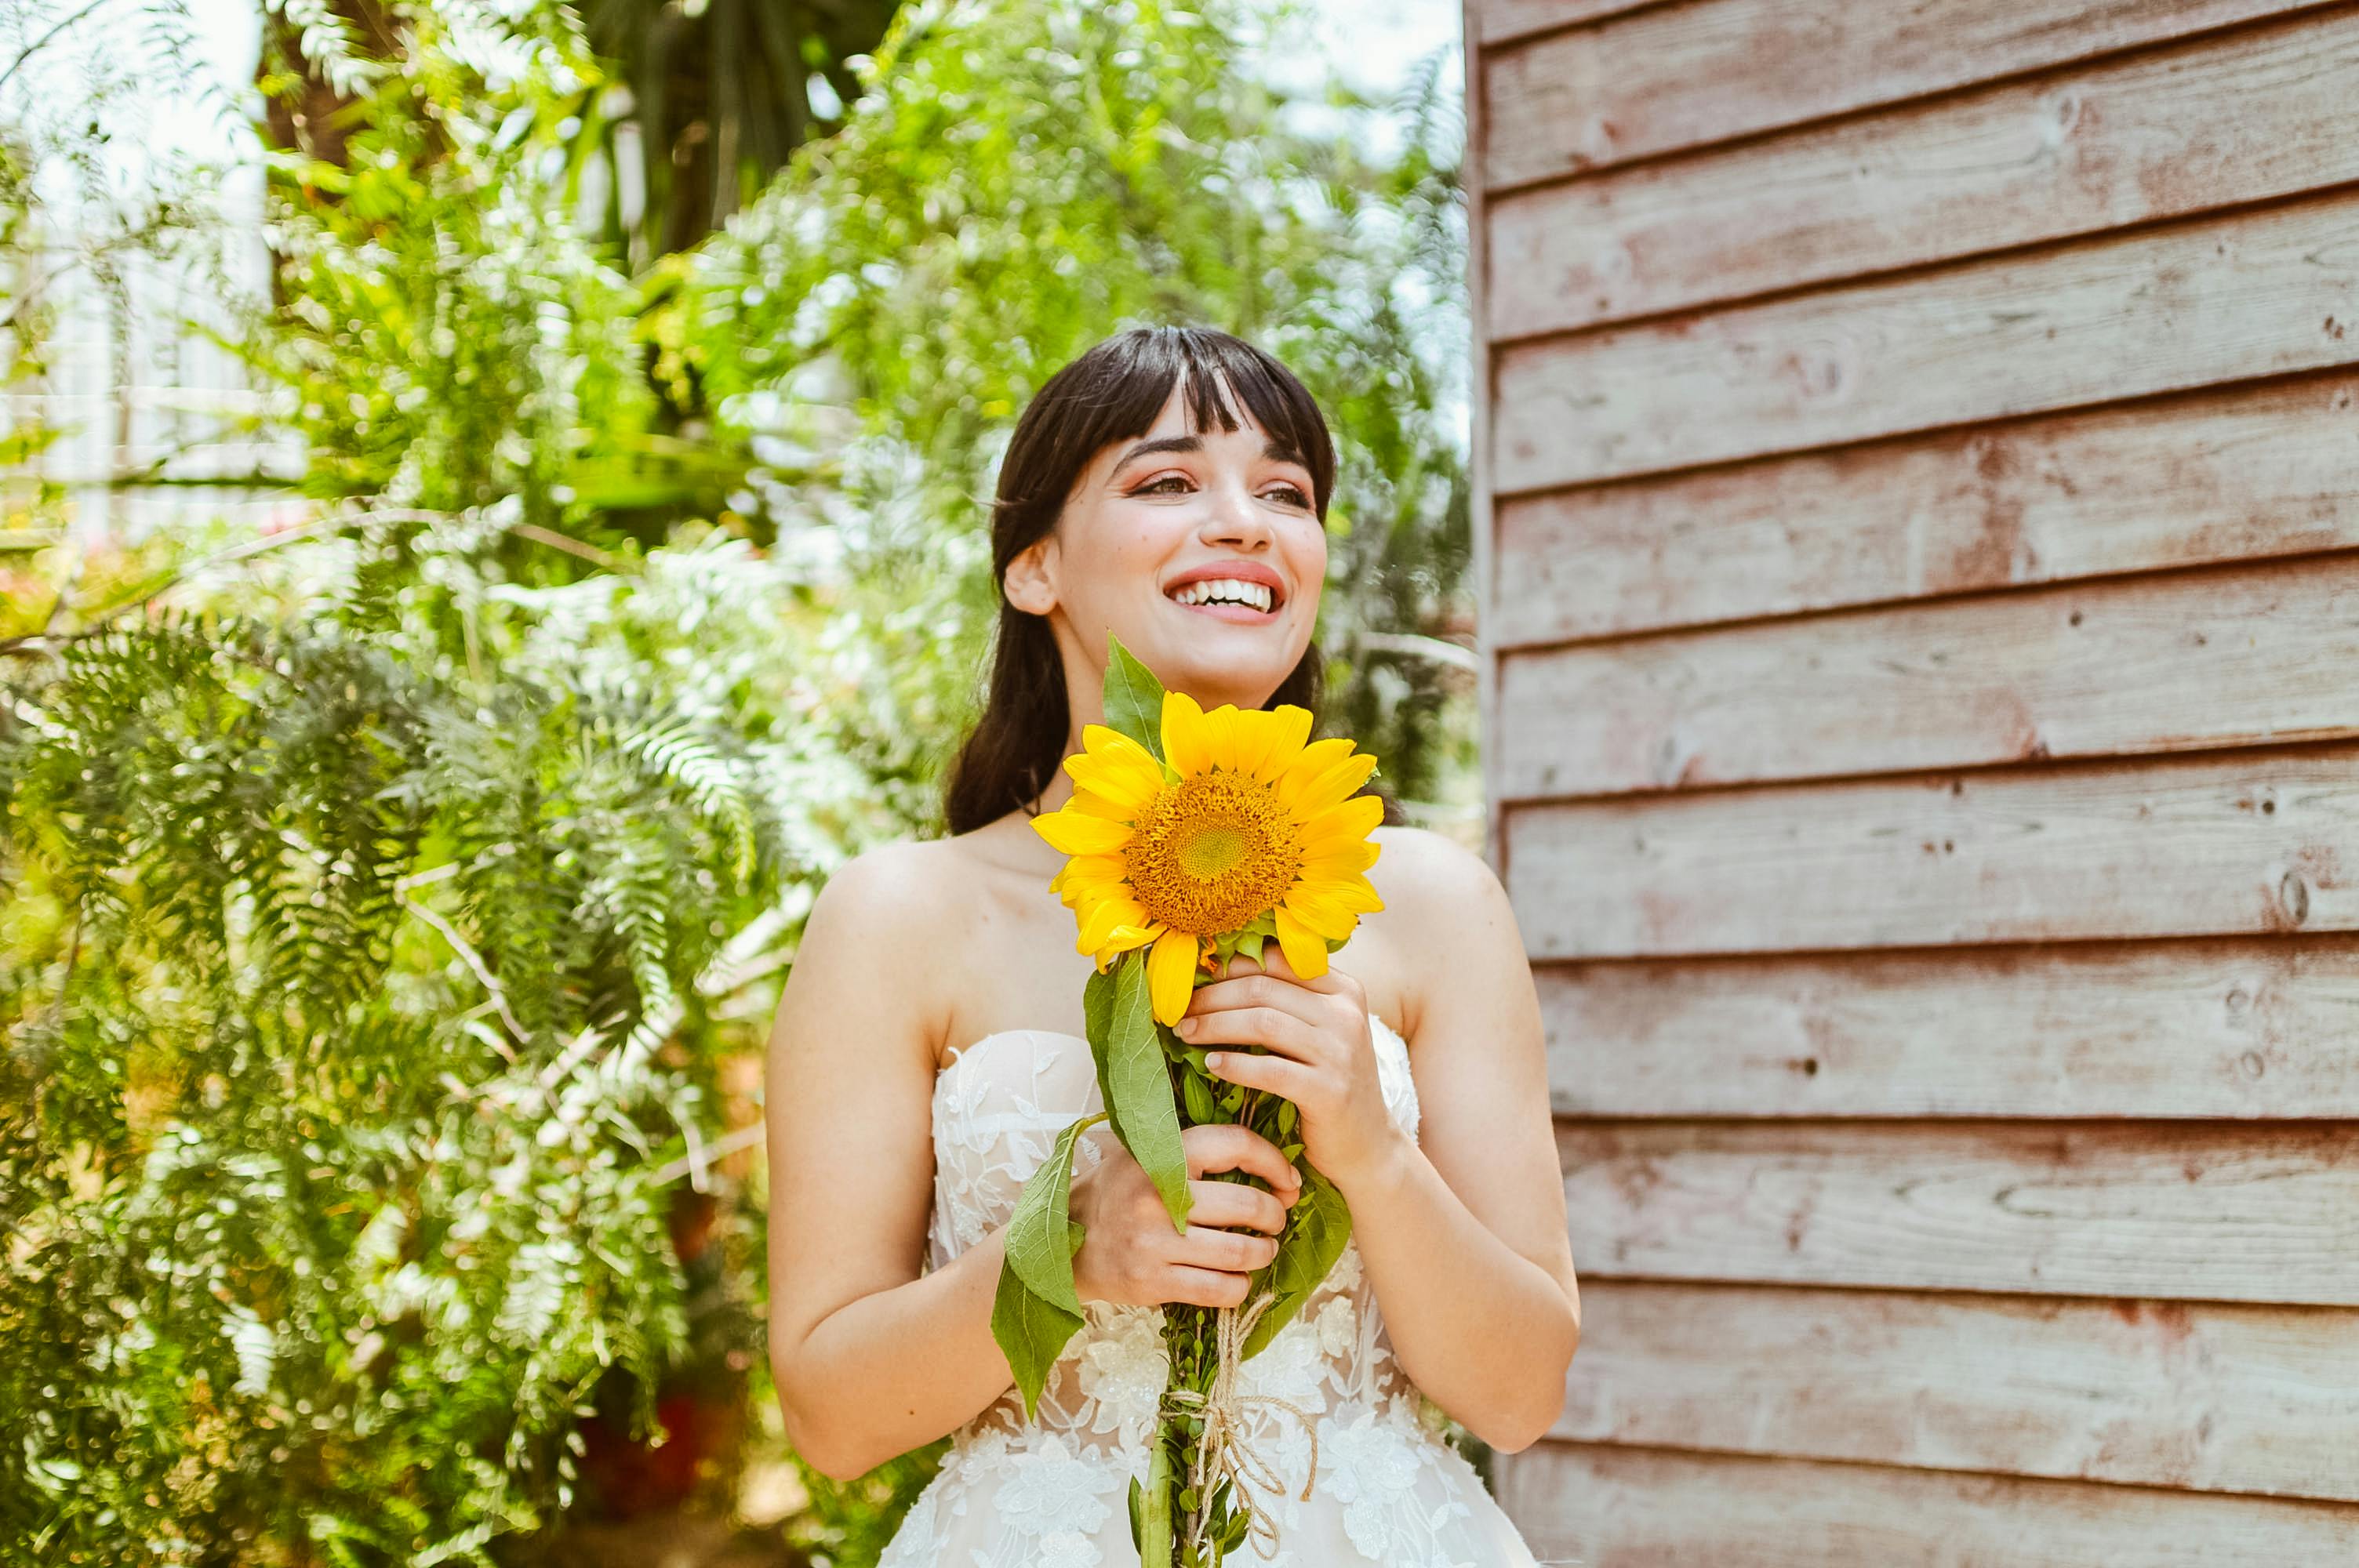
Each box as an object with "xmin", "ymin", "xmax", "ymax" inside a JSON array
[{"xmin": 1143, "ymin": 637, "xmax": 1304, "ymax": 707}]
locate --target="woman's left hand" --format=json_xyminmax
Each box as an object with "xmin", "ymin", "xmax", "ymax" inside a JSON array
[{"xmin": 1175, "ymin": 946, "xmax": 1408, "ymax": 1196}]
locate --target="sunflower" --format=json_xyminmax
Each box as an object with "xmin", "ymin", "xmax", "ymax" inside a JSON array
[{"xmin": 1032, "ymin": 690, "xmax": 1386, "ymax": 1025}]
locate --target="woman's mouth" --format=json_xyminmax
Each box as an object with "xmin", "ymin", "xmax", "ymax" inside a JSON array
[{"xmin": 1165, "ymin": 577, "xmax": 1281, "ymax": 622}]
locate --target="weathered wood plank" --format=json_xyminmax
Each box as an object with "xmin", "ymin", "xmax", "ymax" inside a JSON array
[
  {"xmin": 1481, "ymin": 0, "xmax": 2332, "ymax": 191},
  {"xmin": 1558, "ymin": 1120, "xmax": 2359, "ymax": 1303},
  {"xmin": 1505, "ymin": 746, "xmax": 2359, "ymax": 960},
  {"xmin": 1465, "ymin": 0, "xmax": 1508, "ymax": 867},
  {"xmin": 1490, "ymin": 371, "xmax": 2359, "ymax": 647},
  {"xmin": 1491, "ymin": 191, "xmax": 2359, "ymax": 492},
  {"xmin": 1540, "ymin": 938, "xmax": 2359, "ymax": 1119},
  {"xmin": 1489, "ymin": 10, "xmax": 2359, "ymax": 336},
  {"xmin": 1493, "ymin": 1444, "xmax": 2359, "ymax": 1567},
  {"xmin": 1498, "ymin": 556, "xmax": 2359, "ymax": 799},
  {"xmin": 1558, "ymin": 1282, "xmax": 2359, "ymax": 1500},
  {"xmin": 1472, "ymin": 0, "xmax": 1654, "ymax": 49}
]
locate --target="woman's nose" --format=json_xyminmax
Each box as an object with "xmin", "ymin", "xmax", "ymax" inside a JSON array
[{"xmin": 1200, "ymin": 479, "xmax": 1274, "ymax": 545}]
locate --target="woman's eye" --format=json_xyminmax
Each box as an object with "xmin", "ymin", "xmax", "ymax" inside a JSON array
[{"xmin": 1136, "ymin": 474, "xmax": 1321, "ymax": 504}]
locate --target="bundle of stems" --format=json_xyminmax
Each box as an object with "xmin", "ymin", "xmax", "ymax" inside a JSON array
[{"xmin": 994, "ymin": 636, "xmax": 1379, "ymax": 1566}]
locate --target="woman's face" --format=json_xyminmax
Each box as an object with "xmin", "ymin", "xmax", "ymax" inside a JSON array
[{"xmin": 1009, "ymin": 376, "xmax": 1328, "ymax": 721}]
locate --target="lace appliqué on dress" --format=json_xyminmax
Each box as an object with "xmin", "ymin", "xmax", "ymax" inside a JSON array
[{"xmin": 878, "ymin": 1017, "xmax": 1549, "ymax": 1568}]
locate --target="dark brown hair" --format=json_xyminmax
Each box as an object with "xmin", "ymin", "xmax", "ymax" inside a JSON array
[{"xmin": 941, "ymin": 327, "xmax": 1339, "ymax": 837}]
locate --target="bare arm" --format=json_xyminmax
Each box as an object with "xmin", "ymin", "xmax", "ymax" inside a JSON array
[
  {"xmin": 1347, "ymin": 831, "xmax": 1579, "ymax": 1452},
  {"xmin": 764, "ymin": 844, "xmax": 1307, "ymax": 1481},
  {"xmin": 762, "ymin": 845, "xmax": 1023, "ymax": 1479}
]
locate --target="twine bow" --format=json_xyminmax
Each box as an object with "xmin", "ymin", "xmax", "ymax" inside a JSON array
[{"xmin": 1161, "ymin": 1290, "xmax": 1320, "ymax": 1563}]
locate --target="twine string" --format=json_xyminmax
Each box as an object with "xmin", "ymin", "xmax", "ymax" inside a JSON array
[{"xmin": 1161, "ymin": 1290, "xmax": 1320, "ymax": 1563}]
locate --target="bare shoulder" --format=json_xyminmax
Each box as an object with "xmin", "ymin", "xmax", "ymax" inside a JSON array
[
  {"xmin": 804, "ymin": 836, "xmax": 973, "ymax": 942},
  {"xmin": 801, "ymin": 839, "xmax": 995, "ymax": 948},
  {"xmin": 1365, "ymin": 824, "xmax": 1528, "ymax": 1044},
  {"xmin": 782, "ymin": 836, "xmax": 983, "ymax": 1061},
  {"xmin": 1368, "ymin": 824, "xmax": 1510, "ymax": 920}
]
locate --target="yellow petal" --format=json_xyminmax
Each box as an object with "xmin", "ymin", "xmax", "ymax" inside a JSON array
[
  {"xmin": 1082, "ymin": 723, "xmax": 1161, "ymax": 765},
  {"xmin": 1161, "ymin": 689, "xmax": 1209, "ymax": 778},
  {"xmin": 1292, "ymin": 869, "xmax": 1383, "ymax": 918},
  {"xmin": 1147, "ymin": 926, "xmax": 1203, "ymax": 1025},
  {"xmin": 1055, "ymin": 853, "xmax": 1130, "ymax": 902},
  {"xmin": 1064, "ymin": 786, "xmax": 1144, "ymax": 822},
  {"xmin": 1300, "ymin": 793, "xmax": 1386, "ymax": 844},
  {"xmin": 1285, "ymin": 752, "xmax": 1379, "ymax": 817},
  {"xmin": 1205, "ymin": 703, "xmax": 1249, "ymax": 771},
  {"xmin": 1274, "ymin": 906, "xmax": 1330, "ymax": 978},
  {"xmin": 1300, "ymin": 840, "xmax": 1380, "ymax": 875},
  {"xmin": 1110, "ymin": 920, "xmax": 1162, "ymax": 949},
  {"xmin": 1281, "ymin": 891, "xmax": 1359, "ymax": 941},
  {"xmin": 1078, "ymin": 895, "xmax": 1152, "ymax": 956},
  {"xmin": 1034, "ymin": 809, "xmax": 1134, "ymax": 856},
  {"xmin": 1274, "ymin": 737, "xmax": 1354, "ymax": 804},
  {"xmin": 1068, "ymin": 729, "xmax": 1165, "ymax": 808},
  {"xmin": 1239, "ymin": 704, "xmax": 1313, "ymax": 782}
]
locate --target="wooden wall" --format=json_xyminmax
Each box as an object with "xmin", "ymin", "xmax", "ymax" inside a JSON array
[{"xmin": 1463, "ymin": 2, "xmax": 2359, "ymax": 1560}]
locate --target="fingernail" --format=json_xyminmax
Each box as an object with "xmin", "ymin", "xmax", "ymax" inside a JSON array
[
  {"xmin": 1205, "ymin": 1052, "xmax": 1223, "ymax": 1073},
  {"xmin": 1176, "ymin": 1017, "xmax": 1198, "ymax": 1034}
]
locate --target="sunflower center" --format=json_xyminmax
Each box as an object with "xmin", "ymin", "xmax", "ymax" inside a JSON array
[
  {"xmin": 1122, "ymin": 769, "xmax": 1303, "ymax": 936},
  {"xmin": 1176, "ymin": 822, "xmax": 1248, "ymax": 880}
]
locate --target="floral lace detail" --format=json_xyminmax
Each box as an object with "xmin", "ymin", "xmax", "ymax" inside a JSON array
[{"xmin": 877, "ymin": 1015, "xmax": 1553, "ymax": 1568}]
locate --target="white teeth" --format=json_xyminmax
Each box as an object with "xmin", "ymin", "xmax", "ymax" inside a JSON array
[{"xmin": 1172, "ymin": 577, "xmax": 1274, "ymax": 612}]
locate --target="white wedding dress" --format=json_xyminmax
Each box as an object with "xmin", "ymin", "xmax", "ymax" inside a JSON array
[{"xmin": 875, "ymin": 1014, "xmax": 1560, "ymax": 1568}]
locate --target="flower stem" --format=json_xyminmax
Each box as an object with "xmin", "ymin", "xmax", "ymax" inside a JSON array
[{"xmin": 1140, "ymin": 1425, "xmax": 1176, "ymax": 1567}]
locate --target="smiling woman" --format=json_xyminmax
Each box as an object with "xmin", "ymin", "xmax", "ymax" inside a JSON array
[
  {"xmin": 931, "ymin": 328, "xmax": 1342, "ymax": 838},
  {"xmin": 761, "ymin": 326, "xmax": 1577, "ymax": 1568}
]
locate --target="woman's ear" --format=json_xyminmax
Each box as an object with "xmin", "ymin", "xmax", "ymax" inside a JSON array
[{"xmin": 1003, "ymin": 533, "xmax": 1060, "ymax": 616}]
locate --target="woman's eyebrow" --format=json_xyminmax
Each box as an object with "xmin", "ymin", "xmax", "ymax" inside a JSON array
[{"xmin": 1114, "ymin": 434, "xmax": 1308, "ymax": 475}]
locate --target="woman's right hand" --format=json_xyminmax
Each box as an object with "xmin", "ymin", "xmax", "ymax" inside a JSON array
[{"xmin": 1069, "ymin": 1122, "xmax": 1303, "ymax": 1309}]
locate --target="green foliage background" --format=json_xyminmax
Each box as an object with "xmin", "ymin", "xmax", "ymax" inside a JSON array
[{"xmin": 0, "ymin": 0, "xmax": 1472, "ymax": 1562}]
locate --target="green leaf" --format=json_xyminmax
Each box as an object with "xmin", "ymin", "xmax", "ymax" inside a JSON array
[
  {"xmin": 992, "ymin": 1261, "xmax": 1084, "ymax": 1421},
  {"xmin": 1240, "ymin": 1158, "xmax": 1353, "ymax": 1360},
  {"xmin": 1182, "ymin": 1069, "xmax": 1216, "ymax": 1123},
  {"xmin": 1089, "ymin": 951, "xmax": 1193, "ymax": 1231},
  {"xmin": 1102, "ymin": 631, "xmax": 1166, "ymax": 760},
  {"xmin": 1234, "ymin": 929, "xmax": 1266, "ymax": 965},
  {"xmin": 1128, "ymin": 1475, "xmax": 1145, "ymax": 1552},
  {"xmin": 1004, "ymin": 1110, "xmax": 1109, "ymax": 1312},
  {"xmin": 1083, "ymin": 965, "xmax": 1132, "ymax": 1147},
  {"xmin": 991, "ymin": 1109, "xmax": 1106, "ymax": 1419}
]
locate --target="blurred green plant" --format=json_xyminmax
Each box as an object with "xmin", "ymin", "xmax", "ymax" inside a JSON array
[
  {"xmin": 1, "ymin": 0, "xmax": 1470, "ymax": 1562},
  {"xmin": 0, "ymin": 511, "xmax": 921, "ymax": 1563},
  {"xmin": 674, "ymin": 0, "xmax": 1474, "ymax": 809}
]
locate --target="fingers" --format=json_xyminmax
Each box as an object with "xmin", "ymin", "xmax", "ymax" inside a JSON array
[
  {"xmin": 1184, "ymin": 1174, "xmax": 1293, "ymax": 1236},
  {"xmin": 1169, "ymin": 1221, "xmax": 1280, "ymax": 1276},
  {"xmin": 1181, "ymin": 1123, "xmax": 1303, "ymax": 1194},
  {"xmin": 1195, "ymin": 950, "xmax": 1365, "ymax": 1007},
  {"xmin": 1178, "ymin": 1004, "xmax": 1318, "ymax": 1062},
  {"xmin": 1182, "ymin": 974, "xmax": 1327, "ymax": 1036},
  {"xmin": 1161, "ymin": 1263, "xmax": 1259, "ymax": 1310},
  {"xmin": 1201, "ymin": 1044, "xmax": 1313, "ymax": 1102}
]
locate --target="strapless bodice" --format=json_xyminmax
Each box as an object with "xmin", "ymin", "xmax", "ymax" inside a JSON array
[
  {"xmin": 924, "ymin": 1011, "xmax": 1420, "ymax": 1269},
  {"xmin": 879, "ymin": 1012, "xmax": 1551, "ymax": 1566}
]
